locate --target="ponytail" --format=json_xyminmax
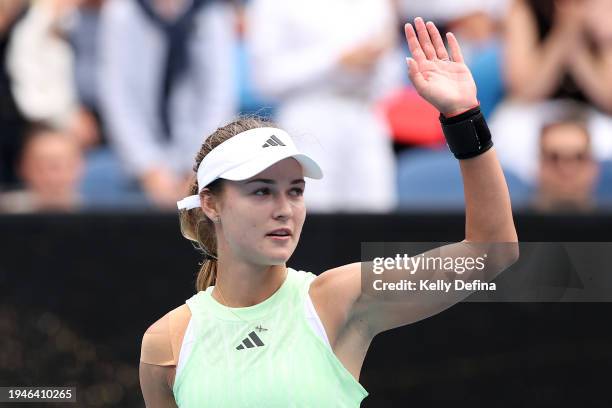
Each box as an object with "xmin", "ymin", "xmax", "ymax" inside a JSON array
[{"xmin": 195, "ymin": 259, "xmax": 217, "ymax": 292}]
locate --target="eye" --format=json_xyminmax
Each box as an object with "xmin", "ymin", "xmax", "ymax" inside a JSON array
[
  {"xmin": 253, "ymin": 187, "xmax": 270, "ymax": 196},
  {"xmin": 289, "ymin": 187, "xmax": 304, "ymax": 197}
]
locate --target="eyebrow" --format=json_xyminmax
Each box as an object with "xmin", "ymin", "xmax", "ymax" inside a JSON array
[{"xmin": 243, "ymin": 178, "xmax": 305, "ymax": 185}]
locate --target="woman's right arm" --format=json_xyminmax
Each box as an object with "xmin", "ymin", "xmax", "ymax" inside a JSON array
[
  {"xmin": 139, "ymin": 362, "xmax": 178, "ymax": 408},
  {"xmin": 503, "ymin": 0, "xmax": 575, "ymax": 100},
  {"xmin": 139, "ymin": 305, "xmax": 191, "ymax": 407}
]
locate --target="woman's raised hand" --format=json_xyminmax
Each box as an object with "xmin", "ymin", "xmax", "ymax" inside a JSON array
[{"xmin": 405, "ymin": 18, "xmax": 479, "ymax": 117}]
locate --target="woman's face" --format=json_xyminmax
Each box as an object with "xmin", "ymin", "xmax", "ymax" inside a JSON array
[{"xmin": 215, "ymin": 158, "xmax": 307, "ymax": 266}]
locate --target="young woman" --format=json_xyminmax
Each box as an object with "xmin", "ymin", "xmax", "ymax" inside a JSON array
[{"xmin": 139, "ymin": 18, "xmax": 518, "ymax": 407}]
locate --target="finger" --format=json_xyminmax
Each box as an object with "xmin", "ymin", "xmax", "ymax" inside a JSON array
[
  {"xmin": 414, "ymin": 17, "xmax": 437, "ymax": 60},
  {"xmin": 406, "ymin": 57, "xmax": 427, "ymax": 90},
  {"xmin": 446, "ymin": 32, "xmax": 465, "ymax": 64},
  {"xmin": 426, "ymin": 21, "xmax": 450, "ymax": 61},
  {"xmin": 404, "ymin": 23, "xmax": 427, "ymax": 64}
]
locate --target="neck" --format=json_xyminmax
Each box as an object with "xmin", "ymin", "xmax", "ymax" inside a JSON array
[{"xmin": 213, "ymin": 255, "xmax": 287, "ymax": 308}]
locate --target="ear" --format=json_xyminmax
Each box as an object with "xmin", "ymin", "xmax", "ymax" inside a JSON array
[{"xmin": 199, "ymin": 188, "xmax": 220, "ymax": 223}]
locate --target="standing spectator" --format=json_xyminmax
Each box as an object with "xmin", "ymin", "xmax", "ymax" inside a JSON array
[
  {"xmin": 247, "ymin": 0, "xmax": 402, "ymax": 212},
  {"xmin": 503, "ymin": 0, "xmax": 612, "ymax": 109},
  {"xmin": 66, "ymin": 0, "xmax": 106, "ymax": 149},
  {"xmin": 0, "ymin": 126, "xmax": 84, "ymax": 213},
  {"xmin": 98, "ymin": 0, "xmax": 237, "ymax": 209},
  {"xmin": 534, "ymin": 108, "xmax": 599, "ymax": 212},
  {"xmin": 490, "ymin": 0, "xmax": 612, "ymax": 184},
  {"xmin": 5, "ymin": 0, "xmax": 99, "ymax": 147},
  {"xmin": 0, "ymin": 0, "xmax": 28, "ymax": 189}
]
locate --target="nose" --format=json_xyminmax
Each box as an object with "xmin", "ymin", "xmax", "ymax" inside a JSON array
[{"xmin": 272, "ymin": 192, "xmax": 293, "ymax": 220}]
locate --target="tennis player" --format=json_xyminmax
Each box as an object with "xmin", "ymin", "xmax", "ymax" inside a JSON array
[{"xmin": 139, "ymin": 18, "xmax": 518, "ymax": 407}]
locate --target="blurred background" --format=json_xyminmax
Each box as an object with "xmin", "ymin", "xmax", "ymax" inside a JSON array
[{"xmin": 1, "ymin": 0, "xmax": 612, "ymax": 406}]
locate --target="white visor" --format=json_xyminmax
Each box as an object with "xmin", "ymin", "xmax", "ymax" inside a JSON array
[{"xmin": 177, "ymin": 127, "xmax": 323, "ymax": 210}]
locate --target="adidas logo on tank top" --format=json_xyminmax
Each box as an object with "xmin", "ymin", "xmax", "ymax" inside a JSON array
[
  {"xmin": 236, "ymin": 330, "xmax": 265, "ymax": 350},
  {"xmin": 261, "ymin": 135, "xmax": 286, "ymax": 148}
]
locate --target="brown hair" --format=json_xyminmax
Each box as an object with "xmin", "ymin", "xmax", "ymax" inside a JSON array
[{"xmin": 179, "ymin": 116, "xmax": 276, "ymax": 292}]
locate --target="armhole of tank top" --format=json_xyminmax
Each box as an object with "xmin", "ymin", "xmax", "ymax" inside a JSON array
[
  {"xmin": 175, "ymin": 315, "xmax": 195, "ymax": 380},
  {"xmin": 304, "ymin": 282, "xmax": 332, "ymax": 349}
]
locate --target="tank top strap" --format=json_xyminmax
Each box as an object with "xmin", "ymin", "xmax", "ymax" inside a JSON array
[{"xmin": 293, "ymin": 268, "xmax": 318, "ymax": 303}]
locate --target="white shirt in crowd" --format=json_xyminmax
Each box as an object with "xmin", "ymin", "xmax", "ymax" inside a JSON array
[
  {"xmin": 247, "ymin": 0, "xmax": 403, "ymax": 212},
  {"xmin": 7, "ymin": 1, "xmax": 79, "ymax": 128},
  {"xmin": 98, "ymin": 0, "xmax": 237, "ymax": 178}
]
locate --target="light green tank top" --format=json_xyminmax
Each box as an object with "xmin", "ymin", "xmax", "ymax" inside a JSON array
[{"xmin": 172, "ymin": 268, "xmax": 368, "ymax": 407}]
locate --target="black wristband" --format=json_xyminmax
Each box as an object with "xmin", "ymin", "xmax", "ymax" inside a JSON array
[{"xmin": 439, "ymin": 106, "xmax": 493, "ymax": 160}]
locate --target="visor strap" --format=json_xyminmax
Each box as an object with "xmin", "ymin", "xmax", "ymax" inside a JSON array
[{"xmin": 177, "ymin": 195, "xmax": 201, "ymax": 210}]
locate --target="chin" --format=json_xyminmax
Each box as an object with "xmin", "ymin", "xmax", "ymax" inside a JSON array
[
  {"xmin": 267, "ymin": 253, "xmax": 292, "ymax": 265},
  {"xmin": 259, "ymin": 250, "xmax": 293, "ymax": 266}
]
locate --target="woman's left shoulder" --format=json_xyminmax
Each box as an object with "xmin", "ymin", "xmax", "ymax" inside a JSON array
[
  {"xmin": 310, "ymin": 263, "xmax": 361, "ymax": 292},
  {"xmin": 308, "ymin": 263, "xmax": 362, "ymax": 318}
]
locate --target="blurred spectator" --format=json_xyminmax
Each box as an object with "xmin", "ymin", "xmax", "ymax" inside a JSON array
[
  {"xmin": 0, "ymin": 126, "xmax": 84, "ymax": 213},
  {"xmin": 231, "ymin": 0, "xmax": 274, "ymax": 115},
  {"xmin": 67, "ymin": 0, "xmax": 104, "ymax": 127},
  {"xmin": 247, "ymin": 0, "xmax": 402, "ymax": 212},
  {"xmin": 5, "ymin": 0, "xmax": 99, "ymax": 149},
  {"xmin": 98, "ymin": 0, "xmax": 237, "ymax": 209},
  {"xmin": 0, "ymin": 0, "xmax": 28, "ymax": 188},
  {"xmin": 490, "ymin": 0, "xmax": 612, "ymax": 184},
  {"xmin": 398, "ymin": 0, "xmax": 509, "ymax": 25},
  {"xmin": 533, "ymin": 110, "xmax": 599, "ymax": 213},
  {"xmin": 399, "ymin": 0, "xmax": 509, "ymax": 63},
  {"xmin": 503, "ymin": 0, "xmax": 612, "ymax": 109}
]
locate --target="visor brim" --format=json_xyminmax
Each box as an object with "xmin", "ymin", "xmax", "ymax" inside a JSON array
[{"xmin": 220, "ymin": 152, "xmax": 323, "ymax": 181}]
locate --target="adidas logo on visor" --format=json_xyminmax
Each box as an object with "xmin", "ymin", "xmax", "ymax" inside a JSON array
[
  {"xmin": 236, "ymin": 331, "xmax": 265, "ymax": 350},
  {"xmin": 262, "ymin": 135, "xmax": 286, "ymax": 148}
]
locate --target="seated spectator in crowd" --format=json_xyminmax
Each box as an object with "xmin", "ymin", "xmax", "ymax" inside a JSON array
[
  {"xmin": 98, "ymin": 0, "xmax": 236, "ymax": 209},
  {"xmin": 247, "ymin": 0, "xmax": 402, "ymax": 212},
  {"xmin": 0, "ymin": 0, "xmax": 28, "ymax": 189},
  {"xmin": 5, "ymin": 0, "xmax": 100, "ymax": 149},
  {"xmin": 490, "ymin": 0, "xmax": 612, "ymax": 184},
  {"xmin": 0, "ymin": 126, "xmax": 84, "ymax": 213},
  {"xmin": 534, "ymin": 111, "xmax": 599, "ymax": 213}
]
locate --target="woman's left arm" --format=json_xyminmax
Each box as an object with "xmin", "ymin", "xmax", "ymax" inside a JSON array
[
  {"xmin": 401, "ymin": 17, "xmax": 518, "ymax": 243},
  {"xmin": 312, "ymin": 18, "xmax": 518, "ymax": 340}
]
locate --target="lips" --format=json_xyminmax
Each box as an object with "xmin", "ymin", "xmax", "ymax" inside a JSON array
[{"xmin": 266, "ymin": 228, "xmax": 292, "ymax": 237}]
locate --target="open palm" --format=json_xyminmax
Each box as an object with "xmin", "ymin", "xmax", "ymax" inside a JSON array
[{"xmin": 405, "ymin": 18, "xmax": 478, "ymax": 117}]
